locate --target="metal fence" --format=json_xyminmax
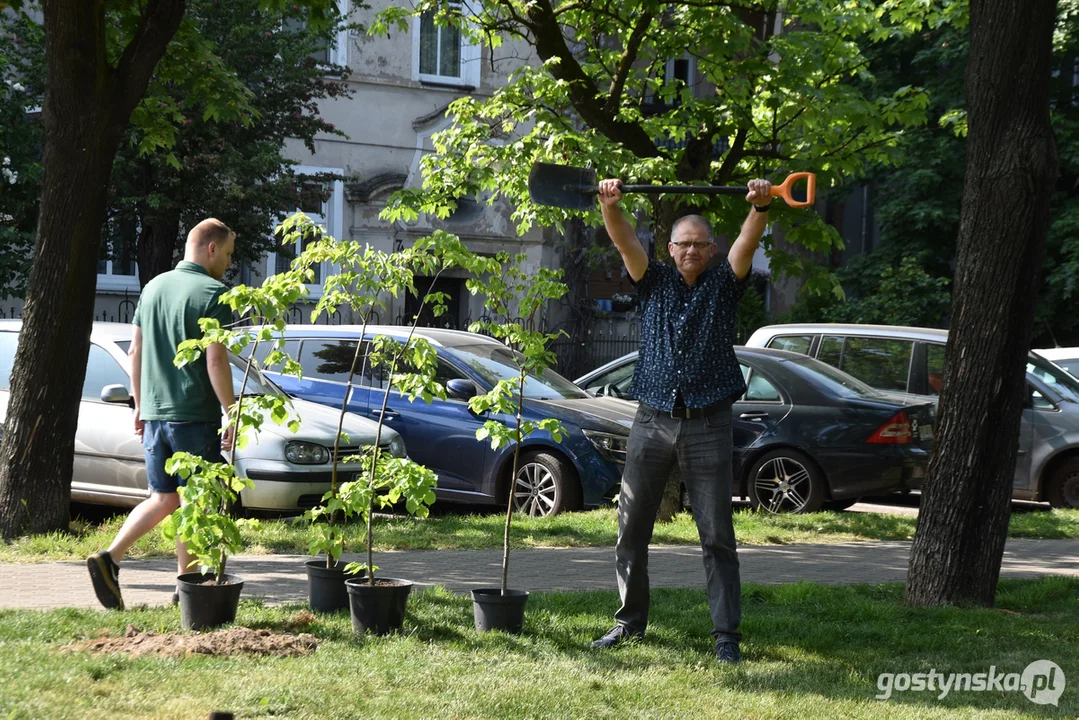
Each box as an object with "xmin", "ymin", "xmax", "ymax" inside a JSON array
[{"xmin": 549, "ymin": 320, "xmax": 641, "ymax": 380}]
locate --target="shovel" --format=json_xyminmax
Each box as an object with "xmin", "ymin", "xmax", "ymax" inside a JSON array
[{"xmin": 527, "ymin": 162, "xmax": 816, "ymax": 211}]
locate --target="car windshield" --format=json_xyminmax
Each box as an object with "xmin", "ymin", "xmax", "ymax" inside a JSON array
[
  {"xmin": 449, "ymin": 343, "xmax": 590, "ymax": 399},
  {"xmin": 776, "ymin": 353, "xmax": 882, "ymax": 399},
  {"xmin": 1050, "ymin": 358, "xmax": 1079, "ymax": 379},
  {"xmin": 1027, "ymin": 354, "xmax": 1079, "ymax": 403},
  {"xmin": 228, "ymin": 353, "xmax": 282, "ymax": 396}
]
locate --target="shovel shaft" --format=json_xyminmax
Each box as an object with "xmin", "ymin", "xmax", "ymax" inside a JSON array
[
  {"xmin": 528, "ymin": 161, "xmax": 816, "ymax": 209},
  {"xmin": 572, "ymin": 171, "xmax": 816, "ymax": 208},
  {"xmin": 620, "ymin": 184, "xmax": 747, "ymax": 195},
  {"xmin": 565, "ymin": 184, "xmax": 744, "ymax": 195}
]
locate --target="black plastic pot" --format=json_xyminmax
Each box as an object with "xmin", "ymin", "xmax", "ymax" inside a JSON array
[
  {"xmin": 344, "ymin": 577, "xmax": 413, "ymax": 636},
  {"xmin": 471, "ymin": 588, "xmax": 529, "ymax": 633},
  {"xmin": 305, "ymin": 558, "xmax": 348, "ymax": 613},
  {"xmin": 177, "ymin": 572, "xmax": 244, "ymax": 631}
]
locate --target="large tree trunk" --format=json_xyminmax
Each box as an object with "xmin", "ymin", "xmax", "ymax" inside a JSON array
[
  {"xmin": 0, "ymin": 0, "xmax": 185, "ymax": 538},
  {"xmin": 137, "ymin": 211, "xmax": 183, "ymax": 288},
  {"xmin": 906, "ymin": 0, "xmax": 1058, "ymax": 607}
]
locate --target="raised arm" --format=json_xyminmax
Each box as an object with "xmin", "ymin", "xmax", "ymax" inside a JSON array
[
  {"xmin": 728, "ymin": 179, "xmax": 772, "ymax": 281},
  {"xmin": 598, "ymin": 179, "xmax": 649, "ymax": 282}
]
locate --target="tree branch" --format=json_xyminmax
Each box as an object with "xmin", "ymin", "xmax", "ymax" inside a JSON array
[
  {"xmin": 713, "ymin": 127, "xmax": 748, "ymax": 184},
  {"xmin": 110, "ymin": 0, "xmax": 188, "ymax": 118},
  {"xmin": 525, "ymin": 0, "xmax": 660, "ymax": 158},
  {"xmin": 605, "ymin": 11, "xmax": 655, "ymax": 116}
]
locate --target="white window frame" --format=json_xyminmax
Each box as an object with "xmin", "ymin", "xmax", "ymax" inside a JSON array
[
  {"xmin": 266, "ymin": 164, "xmax": 345, "ymax": 299},
  {"xmin": 328, "ymin": 0, "xmax": 349, "ymax": 67},
  {"xmin": 96, "ymin": 217, "xmax": 140, "ymax": 294},
  {"xmin": 411, "ymin": 1, "xmax": 480, "ymax": 88},
  {"xmin": 282, "ymin": 0, "xmax": 349, "ymax": 68},
  {"xmin": 665, "ymin": 54, "xmax": 696, "ymax": 93}
]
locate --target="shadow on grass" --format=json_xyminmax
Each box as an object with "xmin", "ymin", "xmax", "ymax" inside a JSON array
[
  {"xmin": 395, "ymin": 579, "xmax": 1079, "ymax": 715},
  {"xmin": 1008, "ymin": 508, "xmax": 1079, "ymax": 539},
  {"xmin": 733, "ymin": 508, "xmax": 917, "ymax": 542}
]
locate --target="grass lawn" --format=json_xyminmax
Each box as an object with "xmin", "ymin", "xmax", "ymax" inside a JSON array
[
  {"xmin": 0, "ymin": 577, "xmax": 1074, "ymax": 719},
  {"xmin": 2, "ymin": 506, "xmax": 1077, "ymax": 564}
]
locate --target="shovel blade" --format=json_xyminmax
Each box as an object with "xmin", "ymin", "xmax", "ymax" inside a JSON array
[{"xmin": 528, "ymin": 162, "xmax": 598, "ymax": 211}]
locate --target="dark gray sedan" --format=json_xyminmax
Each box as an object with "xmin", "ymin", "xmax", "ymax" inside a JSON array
[{"xmin": 576, "ymin": 347, "xmax": 936, "ymax": 513}]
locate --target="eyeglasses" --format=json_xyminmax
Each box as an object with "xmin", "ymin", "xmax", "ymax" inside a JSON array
[{"xmin": 669, "ymin": 240, "xmax": 713, "ymax": 250}]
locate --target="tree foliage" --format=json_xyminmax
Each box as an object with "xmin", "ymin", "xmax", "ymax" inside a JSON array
[
  {"xmin": 374, "ymin": 0, "xmax": 957, "ymax": 296},
  {"xmin": 0, "ymin": 0, "xmax": 345, "ymax": 539},
  {"xmin": 104, "ymin": 0, "xmax": 357, "ymax": 287},
  {"xmin": 789, "ymin": 1, "xmax": 1079, "ymax": 344},
  {"xmin": 1, "ymin": 0, "xmax": 356, "ymax": 293},
  {"xmin": 0, "ymin": 12, "xmax": 42, "ymax": 299}
]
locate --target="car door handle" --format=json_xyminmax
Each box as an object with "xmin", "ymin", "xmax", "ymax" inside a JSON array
[
  {"xmin": 369, "ymin": 408, "xmax": 400, "ymax": 420},
  {"xmin": 739, "ymin": 412, "xmax": 769, "ymax": 421},
  {"xmin": 1017, "ymin": 449, "xmax": 1027, "ymax": 456}
]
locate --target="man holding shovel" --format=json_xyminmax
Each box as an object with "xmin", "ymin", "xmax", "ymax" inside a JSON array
[{"xmin": 590, "ymin": 178, "xmax": 773, "ymax": 664}]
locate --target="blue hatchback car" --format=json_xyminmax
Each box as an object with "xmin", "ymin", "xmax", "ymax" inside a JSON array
[{"xmin": 255, "ymin": 326, "xmax": 635, "ymax": 516}]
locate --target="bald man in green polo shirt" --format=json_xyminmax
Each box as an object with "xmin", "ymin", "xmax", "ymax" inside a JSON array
[{"xmin": 87, "ymin": 218, "xmax": 238, "ymax": 610}]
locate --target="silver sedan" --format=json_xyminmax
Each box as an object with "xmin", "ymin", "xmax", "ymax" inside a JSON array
[{"xmin": 0, "ymin": 321, "xmax": 406, "ymax": 513}]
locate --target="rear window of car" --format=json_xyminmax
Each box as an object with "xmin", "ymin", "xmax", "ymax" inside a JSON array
[
  {"xmin": 248, "ymin": 339, "xmax": 300, "ymax": 372},
  {"xmin": 778, "ymin": 354, "xmax": 883, "ymax": 399},
  {"xmin": 766, "ymin": 335, "xmax": 814, "ymax": 355},
  {"xmin": 298, "ymin": 339, "xmax": 381, "ymax": 386},
  {"xmin": 814, "ymin": 335, "xmax": 913, "ymax": 393},
  {"xmin": 925, "ymin": 342, "xmax": 946, "ymax": 395},
  {"xmin": 1027, "ymin": 355, "xmax": 1079, "ymax": 404},
  {"xmin": 739, "ymin": 365, "xmax": 781, "ymax": 401},
  {"xmin": 0, "ymin": 331, "xmax": 16, "ymax": 390},
  {"xmin": 1054, "ymin": 358, "xmax": 1079, "ymax": 378}
]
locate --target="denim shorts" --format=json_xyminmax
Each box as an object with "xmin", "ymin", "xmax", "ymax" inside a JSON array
[{"xmin": 143, "ymin": 420, "xmax": 224, "ymax": 494}]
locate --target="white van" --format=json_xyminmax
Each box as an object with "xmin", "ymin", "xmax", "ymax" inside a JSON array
[{"xmin": 746, "ymin": 323, "xmax": 1079, "ymax": 508}]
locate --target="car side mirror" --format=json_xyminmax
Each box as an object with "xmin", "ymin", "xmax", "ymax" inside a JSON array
[
  {"xmin": 101, "ymin": 384, "xmax": 134, "ymax": 408},
  {"xmin": 446, "ymin": 378, "xmax": 477, "ymax": 401}
]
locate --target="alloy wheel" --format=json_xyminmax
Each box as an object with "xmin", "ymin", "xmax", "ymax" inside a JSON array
[
  {"xmin": 753, "ymin": 456, "xmax": 814, "ymax": 514},
  {"xmin": 513, "ymin": 461, "xmax": 558, "ymax": 517}
]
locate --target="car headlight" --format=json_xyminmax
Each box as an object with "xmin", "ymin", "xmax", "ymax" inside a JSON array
[
  {"xmin": 387, "ymin": 435, "xmax": 407, "ymax": 459},
  {"xmin": 285, "ymin": 441, "xmax": 330, "ymax": 465},
  {"xmin": 582, "ymin": 430, "xmax": 628, "ymax": 464}
]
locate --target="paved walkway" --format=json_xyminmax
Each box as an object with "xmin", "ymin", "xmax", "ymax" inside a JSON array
[{"xmin": 2, "ymin": 539, "xmax": 1076, "ymax": 610}]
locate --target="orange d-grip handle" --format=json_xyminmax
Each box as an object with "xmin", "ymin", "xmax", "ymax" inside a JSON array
[{"xmin": 770, "ymin": 172, "xmax": 816, "ymax": 208}]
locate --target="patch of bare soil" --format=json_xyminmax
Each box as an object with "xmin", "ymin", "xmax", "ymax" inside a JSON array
[{"xmin": 64, "ymin": 624, "xmax": 318, "ymax": 659}]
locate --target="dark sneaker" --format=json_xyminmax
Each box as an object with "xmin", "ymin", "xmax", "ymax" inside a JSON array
[
  {"xmin": 171, "ymin": 590, "xmax": 180, "ymax": 606},
  {"xmin": 86, "ymin": 550, "xmax": 124, "ymax": 610},
  {"xmin": 716, "ymin": 641, "xmax": 742, "ymax": 664},
  {"xmin": 590, "ymin": 625, "xmax": 643, "ymax": 649}
]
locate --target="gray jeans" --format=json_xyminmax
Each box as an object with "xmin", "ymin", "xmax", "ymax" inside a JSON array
[{"xmin": 614, "ymin": 401, "xmax": 741, "ymax": 643}]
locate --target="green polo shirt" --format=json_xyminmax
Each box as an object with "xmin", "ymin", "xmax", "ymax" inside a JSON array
[{"xmin": 132, "ymin": 261, "xmax": 233, "ymax": 422}]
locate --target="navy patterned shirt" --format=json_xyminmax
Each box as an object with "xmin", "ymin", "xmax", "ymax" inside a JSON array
[{"xmin": 629, "ymin": 259, "xmax": 747, "ymax": 411}]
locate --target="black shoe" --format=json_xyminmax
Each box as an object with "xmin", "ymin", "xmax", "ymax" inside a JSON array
[
  {"xmin": 716, "ymin": 641, "xmax": 741, "ymax": 664},
  {"xmin": 591, "ymin": 625, "xmax": 643, "ymax": 649},
  {"xmin": 86, "ymin": 550, "xmax": 124, "ymax": 610},
  {"xmin": 171, "ymin": 590, "xmax": 180, "ymax": 606}
]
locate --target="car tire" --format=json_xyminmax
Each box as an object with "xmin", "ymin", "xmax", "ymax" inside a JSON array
[
  {"xmin": 747, "ymin": 448, "xmax": 826, "ymax": 514},
  {"xmin": 1046, "ymin": 457, "xmax": 1079, "ymax": 509},
  {"xmin": 511, "ymin": 450, "xmax": 581, "ymax": 517}
]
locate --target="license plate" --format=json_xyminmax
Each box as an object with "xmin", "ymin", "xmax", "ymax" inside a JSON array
[{"xmin": 919, "ymin": 425, "xmax": 934, "ymax": 441}]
